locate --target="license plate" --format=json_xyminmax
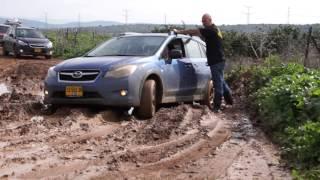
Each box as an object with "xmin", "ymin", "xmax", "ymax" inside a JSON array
[
  {"xmin": 34, "ymin": 48, "xmax": 42, "ymax": 53},
  {"xmin": 65, "ymin": 86, "xmax": 83, "ymax": 97}
]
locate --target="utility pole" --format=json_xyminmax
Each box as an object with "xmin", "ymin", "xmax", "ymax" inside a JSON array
[
  {"xmin": 244, "ymin": 6, "xmax": 251, "ymax": 24},
  {"xmin": 287, "ymin": 7, "xmax": 291, "ymax": 24},
  {"xmin": 78, "ymin": 13, "xmax": 81, "ymax": 28},
  {"xmin": 164, "ymin": 13, "xmax": 167, "ymax": 25},
  {"xmin": 123, "ymin": 9, "xmax": 129, "ymax": 25},
  {"xmin": 45, "ymin": 12, "xmax": 48, "ymax": 29}
]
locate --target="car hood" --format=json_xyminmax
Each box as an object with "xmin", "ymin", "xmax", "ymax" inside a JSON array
[
  {"xmin": 55, "ymin": 56, "xmax": 146, "ymax": 71},
  {"xmin": 18, "ymin": 37, "xmax": 49, "ymax": 44}
]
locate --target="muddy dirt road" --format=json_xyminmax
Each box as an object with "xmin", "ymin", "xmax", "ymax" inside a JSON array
[{"xmin": 0, "ymin": 53, "xmax": 291, "ymax": 179}]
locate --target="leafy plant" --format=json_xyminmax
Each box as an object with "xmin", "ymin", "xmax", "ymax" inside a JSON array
[{"xmin": 229, "ymin": 55, "xmax": 320, "ymax": 178}]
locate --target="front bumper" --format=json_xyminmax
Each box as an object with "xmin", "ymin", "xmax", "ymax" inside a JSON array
[
  {"xmin": 16, "ymin": 44, "xmax": 53, "ymax": 56},
  {"xmin": 44, "ymin": 75, "xmax": 141, "ymax": 107}
]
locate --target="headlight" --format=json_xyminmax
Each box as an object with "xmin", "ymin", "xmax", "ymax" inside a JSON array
[
  {"xmin": 18, "ymin": 40, "xmax": 27, "ymax": 46},
  {"xmin": 46, "ymin": 41, "xmax": 53, "ymax": 48},
  {"xmin": 104, "ymin": 65, "xmax": 137, "ymax": 78},
  {"xmin": 46, "ymin": 66, "xmax": 56, "ymax": 78}
]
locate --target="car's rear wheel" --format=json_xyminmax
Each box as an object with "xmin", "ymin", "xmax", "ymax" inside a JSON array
[
  {"xmin": 200, "ymin": 80, "xmax": 214, "ymax": 109},
  {"xmin": 136, "ymin": 79, "xmax": 157, "ymax": 119}
]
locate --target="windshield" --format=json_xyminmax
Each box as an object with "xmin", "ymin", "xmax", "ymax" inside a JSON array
[
  {"xmin": 16, "ymin": 28, "xmax": 45, "ymax": 38},
  {"xmin": 0, "ymin": 26, "xmax": 9, "ymax": 33},
  {"xmin": 86, "ymin": 36, "xmax": 166, "ymax": 57}
]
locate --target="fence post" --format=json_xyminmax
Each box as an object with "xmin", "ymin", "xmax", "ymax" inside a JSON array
[
  {"xmin": 304, "ymin": 26, "xmax": 312, "ymax": 66},
  {"xmin": 66, "ymin": 28, "xmax": 69, "ymax": 39},
  {"xmin": 311, "ymin": 36, "xmax": 320, "ymax": 54},
  {"xmin": 92, "ymin": 29, "xmax": 95, "ymax": 45}
]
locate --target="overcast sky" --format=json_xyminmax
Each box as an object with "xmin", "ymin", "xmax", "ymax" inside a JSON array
[{"xmin": 1, "ymin": 0, "xmax": 319, "ymax": 25}]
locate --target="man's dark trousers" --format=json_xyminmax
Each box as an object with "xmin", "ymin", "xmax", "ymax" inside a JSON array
[{"xmin": 210, "ymin": 61, "xmax": 232, "ymax": 110}]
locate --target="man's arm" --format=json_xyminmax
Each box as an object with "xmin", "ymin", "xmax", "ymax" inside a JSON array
[{"xmin": 174, "ymin": 29, "xmax": 201, "ymax": 36}]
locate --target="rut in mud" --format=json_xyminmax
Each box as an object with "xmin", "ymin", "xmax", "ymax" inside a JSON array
[{"xmin": 0, "ymin": 56, "xmax": 292, "ymax": 179}]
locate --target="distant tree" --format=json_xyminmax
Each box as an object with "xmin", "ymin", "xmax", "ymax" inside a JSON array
[{"xmin": 151, "ymin": 25, "xmax": 186, "ymax": 33}]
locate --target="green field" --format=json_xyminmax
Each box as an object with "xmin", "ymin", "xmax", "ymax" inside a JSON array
[{"xmin": 44, "ymin": 30, "xmax": 110, "ymax": 59}]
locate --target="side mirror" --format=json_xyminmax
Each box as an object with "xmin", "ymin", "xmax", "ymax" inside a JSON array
[{"xmin": 169, "ymin": 49, "xmax": 182, "ymax": 59}]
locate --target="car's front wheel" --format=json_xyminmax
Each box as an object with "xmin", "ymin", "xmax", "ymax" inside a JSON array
[
  {"xmin": 45, "ymin": 55, "xmax": 52, "ymax": 60},
  {"xmin": 200, "ymin": 80, "xmax": 214, "ymax": 109},
  {"xmin": 2, "ymin": 46, "xmax": 9, "ymax": 56},
  {"xmin": 136, "ymin": 79, "xmax": 157, "ymax": 119},
  {"xmin": 13, "ymin": 46, "xmax": 20, "ymax": 58}
]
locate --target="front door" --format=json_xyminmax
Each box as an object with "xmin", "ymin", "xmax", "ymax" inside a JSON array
[{"xmin": 160, "ymin": 38, "xmax": 198, "ymax": 101}]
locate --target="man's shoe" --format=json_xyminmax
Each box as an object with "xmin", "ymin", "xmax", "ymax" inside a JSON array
[
  {"xmin": 224, "ymin": 93, "xmax": 233, "ymax": 105},
  {"xmin": 212, "ymin": 107, "xmax": 221, "ymax": 113}
]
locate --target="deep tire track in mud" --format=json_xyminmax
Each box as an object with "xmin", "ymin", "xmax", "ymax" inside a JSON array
[{"xmin": 0, "ymin": 57, "xmax": 291, "ymax": 179}]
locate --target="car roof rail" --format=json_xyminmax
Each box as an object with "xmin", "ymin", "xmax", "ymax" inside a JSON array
[
  {"xmin": 5, "ymin": 19, "xmax": 22, "ymax": 26},
  {"xmin": 119, "ymin": 32, "xmax": 141, "ymax": 36}
]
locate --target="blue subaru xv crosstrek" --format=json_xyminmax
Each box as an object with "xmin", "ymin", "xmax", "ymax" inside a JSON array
[{"xmin": 44, "ymin": 33, "xmax": 213, "ymax": 118}]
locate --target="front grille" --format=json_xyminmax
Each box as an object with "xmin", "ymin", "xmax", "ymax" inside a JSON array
[
  {"xmin": 59, "ymin": 70, "xmax": 100, "ymax": 82},
  {"xmin": 52, "ymin": 92, "xmax": 101, "ymax": 98},
  {"xmin": 30, "ymin": 44, "xmax": 45, "ymax": 48}
]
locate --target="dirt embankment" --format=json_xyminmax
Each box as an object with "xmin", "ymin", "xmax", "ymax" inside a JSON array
[{"xmin": 0, "ymin": 57, "xmax": 291, "ymax": 179}]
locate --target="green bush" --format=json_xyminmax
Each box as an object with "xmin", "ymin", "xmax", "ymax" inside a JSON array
[
  {"xmin": 254, "ymin": 66, "xmax": 320, "ymax": 131},
  {"xmin": 232, "ymin": 55, "xmax": 320, "ymax": 178}
]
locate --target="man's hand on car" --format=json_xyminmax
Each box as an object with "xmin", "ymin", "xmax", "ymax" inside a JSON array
[
  {"xmin": 172, "ymin": 29, "xmax": 179, "ymax": 35},
  {"xmin": 172, "ymin": 29, "xmax": 200, "ymax": 37}
]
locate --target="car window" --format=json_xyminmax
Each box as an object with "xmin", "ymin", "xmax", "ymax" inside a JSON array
[
  {"xmin": 16, "ymin": 28, "xmax": 45, "ymax": 38},
  {"xmin": 161, "ymin": 38, "xmax": 186, "ymax": 59},
  {"xmin": 87, "ymin": 36, "xmax": 166, "ymax": 57},
  {"xmin": 184, "ymin": 39, "xmax": 202, "ymax": 58},
  {"xmin": 0, "ymin": 26, "xmax": 9, "ymax": 33}
]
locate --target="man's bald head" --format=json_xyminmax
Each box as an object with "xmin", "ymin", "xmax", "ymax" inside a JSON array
[{"xmin": 202, "ymin": 13, "xmax": 212, "ymax": 27}]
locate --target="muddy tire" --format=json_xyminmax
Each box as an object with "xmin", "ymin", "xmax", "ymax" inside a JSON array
[
  {"xmin": 3, "ymin": 47, "xmax": 9, "ymax": 56},
  {"xmin": 136, "ymin": 79, "xmax": 157, "ymax": 119},
  {"xmin": 13, "ymin": 46, "xmax": 20, "ymax": 58},
  {"xmin": 41, "ymin": 104, "xmax": 57, "ymax": 115},
  {"xmin": 200, "ymin": 80, "xmax": 214, "ymax": 109}
]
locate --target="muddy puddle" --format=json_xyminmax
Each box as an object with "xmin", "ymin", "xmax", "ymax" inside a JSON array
[
  {"xmin": 0, "ymin": 83, "xmax": 10, "ymax": 96},
  {"xmin": 0, "ymin": 58, "xmax": 291, "ymax": 179}
]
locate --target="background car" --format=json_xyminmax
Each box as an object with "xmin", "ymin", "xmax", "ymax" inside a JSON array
[
  {"xmin": 0, "ymin": 24, "xmax": 10, "ymax": 46},
  {"xmin": 44, "ymin": 33, "xmax": 213, "ymax": 118},
  {"xmin": 3, "ymin": 26, "xmax": 53, "ymax": 59}
]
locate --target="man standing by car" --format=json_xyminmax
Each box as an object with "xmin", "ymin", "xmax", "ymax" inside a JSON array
[{"xmin": 174, "ymin": 13, "xmax": 233, "ymax": 112}]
